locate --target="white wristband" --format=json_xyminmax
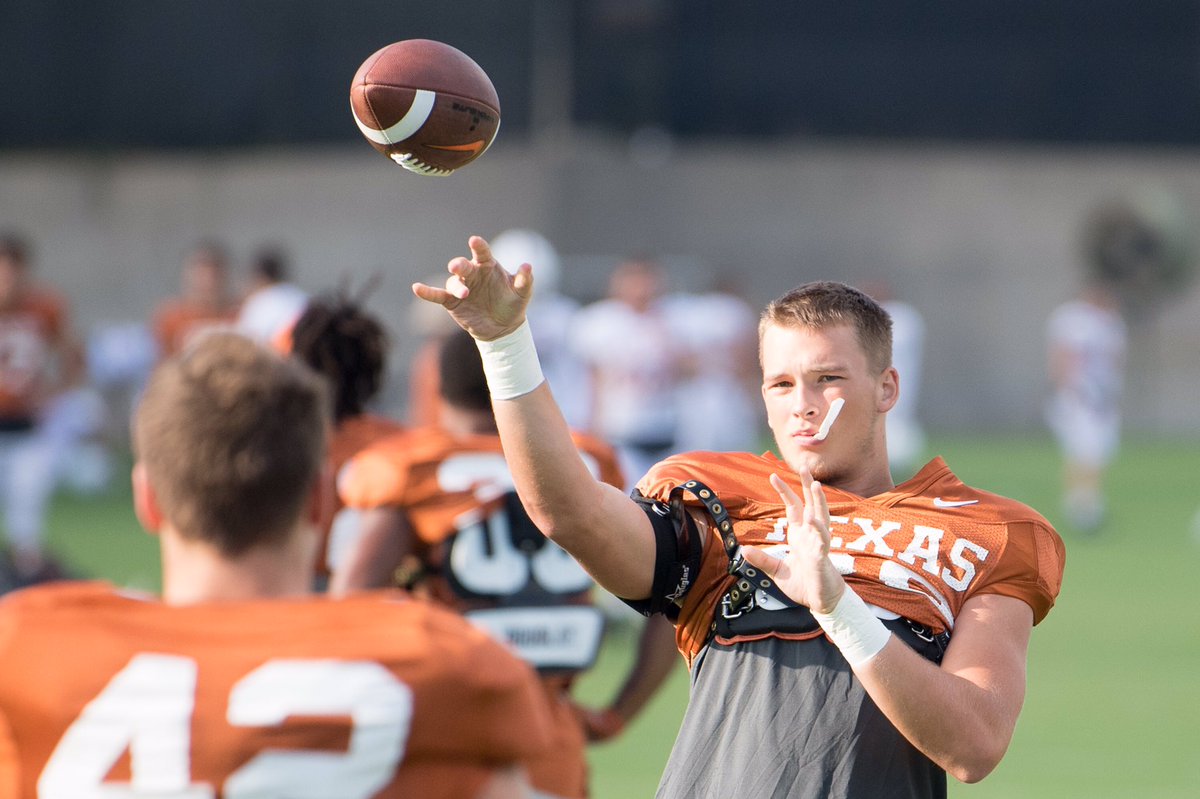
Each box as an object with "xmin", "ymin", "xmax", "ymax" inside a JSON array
[
  {"xmin": 812, "ymin": 585, "xmax": 892, "ymax": 668},
  {"xmin": 474, "ymin": 320, "xmax": 546, "ymax": 400}
]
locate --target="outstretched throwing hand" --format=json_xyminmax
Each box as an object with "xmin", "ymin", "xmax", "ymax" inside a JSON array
[
  {"xmin": 412, "ymin": 235, "xmax": 534, "ymax": 341},
  {"xmin": 741, "ymin": 467, "xmax": 848, "ymax": 615}
]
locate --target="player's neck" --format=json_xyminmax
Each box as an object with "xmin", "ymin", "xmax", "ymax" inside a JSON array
[
  {"xmin": 438, "ymin": 403, "xmax": 498, "ymax": 436},
  {"xmin": 847, "ymin": 465, "xmax": 897, "ymax": 499},
  {"xmin": 0, "ymin": 289, "xmax": 26, "ymax": 311},
  {"xmin": 844, "ymin": 446, "xmax": 897, "ymax": 498},
  {"xmin": 158, "ymin": 525, "xmax": 316, "ymax": 605},
  {"xmin": 801, "ymin": 453, "xmax": 895, "ymax": 499}
]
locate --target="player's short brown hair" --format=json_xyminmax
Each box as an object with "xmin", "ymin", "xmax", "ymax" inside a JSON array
[
  {"xmin": 133, "ymin": 331, "xmax": 330, "ymax": 556},
  {"xmin": 760, "ymin": 281, "xmax": 893, "ymax": 374}
]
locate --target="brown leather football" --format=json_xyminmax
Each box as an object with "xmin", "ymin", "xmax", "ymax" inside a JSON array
[{"xmin": 350, "ymin": 40, "xmax": 500, "ymax": 176}]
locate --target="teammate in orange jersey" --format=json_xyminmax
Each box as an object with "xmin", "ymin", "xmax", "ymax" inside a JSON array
[
  {"xmin": 151, "ymin": 241, "xmax": 239, "ymax": 358},
  {"xmin": 286, "ymin": 294, "xmax": 406, "ymax": 583},
  {"xmin": 334, "ymin": 328, "xmax": 680, "ymax": 799},
  {"xmin": 413, "ymin": 237, "xmax": 1066, "ymax": 799},
  {"xmin": 0, "ymin": 331, "xmax": 551, "ymax": 799},
  {"xmin": 0, "ymin": 234, "xmax": 85, "ymax": 585}
]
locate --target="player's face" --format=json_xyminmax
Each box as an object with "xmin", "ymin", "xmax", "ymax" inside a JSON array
[
  {"xmin": 760, "ymin": 322, "xmax": 896, "ymax": 495},
  {"xmin": 610, "ymin": 262, "xmax": 662, "ymax": 312},
  {"xmin": 184, "ymin": 258, "xmax": 226, "ymax": 304},
  {"xmin": 0, "ymin": 256, "xmax": 24, "ymax": 307}
]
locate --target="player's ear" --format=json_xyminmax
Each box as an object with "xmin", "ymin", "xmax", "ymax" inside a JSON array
[
  {"xmin": 877, "ymin": 366, "xmax": 900, "ymax": 413},
  {"xmin": 131, "ymin": 462, "xmax": 164, "ymax": 534}
]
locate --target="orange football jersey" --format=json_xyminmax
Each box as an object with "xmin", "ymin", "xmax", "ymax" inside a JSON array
[
  {"xmin": 316, "ymin": 413, "xmax": 408, "ymax": 576},
  {"xmin": 152, "ymin": 300, "xmax": 237, "ymax": 358},
  {"xmin": 0, "ymin": 583, "xmax": 552, "ymax": 799},
  {"xmin": 0, "ymin": 291, "xmax": 66, "ymax": 420},
  {"xmin": 637, "ymin": 452, "xmax": 1066, "ymax": 665},
  {"xmin": 340, "ymin": 426, "xmax": 624, "ymax": 557},
  {"xmin": 329, "ymin": 414, "xmax": 408, "ymax": 473},
  {"xmin": 339, "ymin": 425, "xmax": 624, "ymax": 799}
]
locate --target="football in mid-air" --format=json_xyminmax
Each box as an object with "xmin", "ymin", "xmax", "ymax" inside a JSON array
[{"xmin": 350, "ymin": 39, "xmax": 500, "ymax": 176}]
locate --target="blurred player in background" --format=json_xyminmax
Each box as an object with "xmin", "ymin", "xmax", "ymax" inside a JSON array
[
  {"xmin": 237, "ymin": 245, "xmax": 309, "ymax": 345},
  {"xmin": 0, "ymin": 331, "xmax": 551, "ymax": 798},
  {"xmin": 490, "ymin": 229, "xmax": 591, "ymax": 429},
  {"xmin": 407, "ymin": 229, "xmax": 590, "ymax": 430},
  {"xmin": 405, "ymin": 269, "xmax": 464, "ymax": 427},
  {"xmin": 0, "ymin": 234, "xmax": 85, "ymax": 587},
  {"xmin": 663, "ymin": 278, "xmax": 761, "ymax": 454},
  {"xmin": 334, "ymin": 328, "xmax": 679, "ymax": 799},
  {"xmin": 151, "ymin": 241, "xmax": 238, "ymax": 358},
  {"xmin": 1045, "ymin": 279, "xmax": 1127, "ymax": 532},
  {"xmin": 415, "ymin": 237, "xmax": 1066, "ymax": 799},
  {"xmin": 286, "ymin": 292, "xmax": 405, "ymax": 584},
  {"xmin": 570, "ymin": 255, "xmax": 688, "ymax": 483}
]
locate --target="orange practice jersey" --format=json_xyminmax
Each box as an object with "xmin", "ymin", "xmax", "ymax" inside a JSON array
[
  {"xmin": 0, "ymin": 291, "xmax": 66, "ymax": 420},
  {"xmin": 339, "ymin": 425, "xmax": 625, "ymax": 799},
  {"xmin": 317, "ymin": 413, "xmax": 408, "ymax": 576},
  {"xmin": 637, "ymin": 452, "xmax": 1066, "ymax": 665},
  {"xmin": 0, "ymin": 583, "xmax": 551, "ymax": 799},
  {"xmin": 153, "ymin": 301, "xmax": 237, "ymax": 358},
  {"xmin": 340, "ymin": 425, "xmax": 624, "ymax": 559},
  {"xmin": 329, "ymin": 414, "xmax": 408, "ymax": 474}
]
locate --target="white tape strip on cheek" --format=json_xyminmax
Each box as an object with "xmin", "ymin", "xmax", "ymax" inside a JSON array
[{"xmin": 813, "ymin": 397, "xmax": 845, "ymax": 441}]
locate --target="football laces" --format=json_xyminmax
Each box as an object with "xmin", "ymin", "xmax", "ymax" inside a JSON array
[{"xmin": 390, "ymin": 152, "xmax": 454, "ymax": 176}]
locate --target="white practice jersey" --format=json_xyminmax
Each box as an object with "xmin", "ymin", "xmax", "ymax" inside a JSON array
[
  {"xmin": 1046, "ymin": 298, "xmax": 1127, "ymax": 414},
  {"xmin": 569, "ymin": 298, "xmax": 685, "ymax": 446}
]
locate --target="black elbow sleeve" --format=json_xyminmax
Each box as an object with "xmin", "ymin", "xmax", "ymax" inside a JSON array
[{"xmin": 620, "ymin": 491, "xmax": 703, "ymax": 621}]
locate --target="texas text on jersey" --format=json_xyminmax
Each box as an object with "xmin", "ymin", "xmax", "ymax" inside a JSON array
[{"xmin": 635, "ymin": 451, "xmax": 1065, "ymax": 665}]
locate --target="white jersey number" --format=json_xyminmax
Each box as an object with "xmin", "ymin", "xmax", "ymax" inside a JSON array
[
  {"xmin": 38, "ymin": 654, "xmax": 413, "ymax": 799},
  {"xmin": 438, "ymin": 452, "xmax": 594, "ymax": 597}
]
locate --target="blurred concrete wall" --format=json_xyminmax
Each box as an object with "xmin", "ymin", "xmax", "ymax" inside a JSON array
[{"xmin": 2, "ymin": 137, "xmax": 1199, "ymax": 434}]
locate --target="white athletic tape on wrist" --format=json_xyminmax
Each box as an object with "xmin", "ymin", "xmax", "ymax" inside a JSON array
[
  {"xmin": 812, "ymin": 584, "xmax": 892, "ymax": 667},
  {"xmin": 475, "ymin": 320, "xmax": 546, "ymax": 400}
]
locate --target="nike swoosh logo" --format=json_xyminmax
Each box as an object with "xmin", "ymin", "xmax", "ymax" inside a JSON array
[
  {"xmin": 426, "ymin": 140, "xmax": 486, "ymax": 155},
  {"xmin": 934, "ymin": 498, "xmax": 980, "ymax": 508}
]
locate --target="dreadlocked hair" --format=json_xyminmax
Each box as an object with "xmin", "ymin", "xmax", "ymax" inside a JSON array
[{"xmin": 290, "ymin": 294, "xmax": 389, "ymax": 423}]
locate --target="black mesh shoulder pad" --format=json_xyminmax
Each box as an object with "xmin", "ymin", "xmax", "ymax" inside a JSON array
[{"xmin": 621, "ymin": 489, "xmax": 704, "ymax": 621}]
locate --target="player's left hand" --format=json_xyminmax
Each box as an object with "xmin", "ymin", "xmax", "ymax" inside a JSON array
[
  {"xmin": 741, "ymin": 467, "xmax": 847, "ymax": 614},
  {"xmin": 412, "ymin": 235, "xmax": 533, "ymax": 341}
]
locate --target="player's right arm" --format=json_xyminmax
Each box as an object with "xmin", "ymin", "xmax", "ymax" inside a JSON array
[{"xmin": 413, "ymin": 237, "xmax": 657, "ymax": 601}]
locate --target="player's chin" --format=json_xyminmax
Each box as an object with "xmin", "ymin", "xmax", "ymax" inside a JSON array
[
  {"xmin": 808, "ymin": 462, "xmax": 845, "ymax": 485},
  {"xmin": 784, "ymin": 448, "xmax": 827, "ymax": 479},
  {"xmin": 792, "ymin": 449, "xmax": 848, "ymax": 484}
]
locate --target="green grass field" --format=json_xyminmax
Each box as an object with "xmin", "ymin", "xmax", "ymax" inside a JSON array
[{"xmin": 40, "ymin": 433, "xmax": 1200, "ymax": 798}]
